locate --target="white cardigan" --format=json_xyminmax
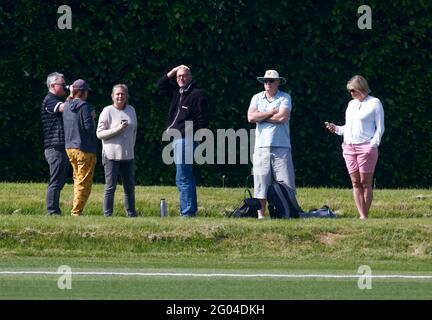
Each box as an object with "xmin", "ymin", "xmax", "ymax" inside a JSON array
[
  {"xmin": 336, "ymin": 95, "xmax": 384, "ymax": 147},
  {"xmin": 96, "ymin": 104, "xmax": 137, "ymax": 160}
]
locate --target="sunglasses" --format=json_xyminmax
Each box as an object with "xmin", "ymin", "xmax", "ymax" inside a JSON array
[
  {"xmin": 263, "ymin": 79, "xmax": 275, "ymax": 84},
  {"xmin": 348, "ymin": 89, "xmax": 357, "ymax": 93}
]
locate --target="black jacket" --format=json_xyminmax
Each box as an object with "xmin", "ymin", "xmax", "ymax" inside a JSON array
[
  {"xmin": 157, "ymin": 75, "xmax": 209, "ymax": 136},
  {"xmin": 41, "ymin": 93, "xmax": 65, "ymax": 149}
]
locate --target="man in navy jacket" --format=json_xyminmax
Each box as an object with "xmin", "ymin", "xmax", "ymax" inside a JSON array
[
  {"xmin": 41, "ymin": 72, "xmax": 69, "ymax": 215},
  {"xmin": 157, "ymin": 65, "xmax": 209, "ymax": 217}
]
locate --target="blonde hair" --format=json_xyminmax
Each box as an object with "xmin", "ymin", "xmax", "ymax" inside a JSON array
[
  {"xmin": 70, "ymin": 87, "xmax": 88, "ymax": 100},
  {"xmin": 346, "ymin": 75, "xmax": 371, "ymax": 95},
  {"xmin": 112, "ymin": 84, "xmax": 129, "ymax": 104}
]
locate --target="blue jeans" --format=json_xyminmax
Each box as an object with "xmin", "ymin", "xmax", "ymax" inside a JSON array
[
  {"xmin": 44, "ymin": 147, "xmax": 69, "ymax": 214},
  {"xmin": 173, "ymin": 138, "xmax": 197, "ymax": 216},
  {"xmin": 103, "ymin": 157, "xmax": 136, "ymax": 217}
]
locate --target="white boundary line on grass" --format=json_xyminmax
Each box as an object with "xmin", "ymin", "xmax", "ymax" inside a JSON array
[{"xmin": 0, "ymin": 271, "xmax": 432, "ymax": 279}]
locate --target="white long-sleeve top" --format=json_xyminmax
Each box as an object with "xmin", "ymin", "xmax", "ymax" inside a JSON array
[
  {"xmin": 96, "ymin": 104, "xmax": 137, "ymax": 160},
  {"xmin": 336, "ymin": 95, "xmax": 384, "ymax": 146}
]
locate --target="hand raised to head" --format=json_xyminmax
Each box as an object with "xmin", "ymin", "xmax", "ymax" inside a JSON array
[{"xmin": 168, "ymin": 65, "xmax": 190, "ymax": 78}]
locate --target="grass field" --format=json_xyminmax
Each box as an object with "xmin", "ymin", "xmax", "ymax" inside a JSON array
[{"xmin": 0, "ymin": 183, "xmax": 431, "ymax": 300}]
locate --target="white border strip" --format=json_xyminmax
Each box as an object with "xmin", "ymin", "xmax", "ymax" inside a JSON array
[{"xmin": 0, "ymin": 271, "xmax": 431, "ymax": 279}]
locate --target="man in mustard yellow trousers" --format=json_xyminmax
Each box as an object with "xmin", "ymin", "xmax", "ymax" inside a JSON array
[
  {"xmin": 66, "ymin": 149, "xmax": 97, "ymax": 215},
  {"xmin": 63, "ymin": 79, "xmax": 97, "ymax": 216}
]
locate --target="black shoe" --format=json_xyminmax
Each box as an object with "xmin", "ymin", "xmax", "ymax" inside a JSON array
[
  {"xmin": 127, "ymin": 213, "xmax": 137, "ymax": 218},
  {"xmin": 47, "ymin": 212, "xmax": 61, "ymax": 216},
  {"xmin": 104, "ymin": 213, "xmax": 112, "ymax": 217}
]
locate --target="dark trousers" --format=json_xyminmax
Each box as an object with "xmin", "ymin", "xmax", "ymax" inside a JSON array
[
  {"xmin": 103, "ymin": 157, "xmax": 136, "ymax": 216},
  {"xmin": 44, "ymin": 147, "xmax": 69, "ymax": 214}
]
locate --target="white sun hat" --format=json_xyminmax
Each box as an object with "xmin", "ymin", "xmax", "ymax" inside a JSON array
[{"xmin": 257, "ymin": 69, "xmax": 286, "ymax": 84}]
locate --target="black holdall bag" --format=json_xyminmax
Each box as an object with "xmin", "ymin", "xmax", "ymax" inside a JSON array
[
  {"xmin": 229, "ymin": 189, "xmax": 261, "ymax": 218},
  {"xmin": 267, "ymin": 181, "xmax": 303, "ymax": 219},
  {"xmin": 299, "ymin": 205, "xmax": 337, "ymax": 218}
]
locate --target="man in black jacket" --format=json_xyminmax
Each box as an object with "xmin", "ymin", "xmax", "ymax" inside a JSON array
[
  {"xmin": 157, "ymin": 65, "xmax": 209, "ymax": 217},
  {"xmin": 41, "ymin": 72, "xmax": 69, "ymax": 215}
]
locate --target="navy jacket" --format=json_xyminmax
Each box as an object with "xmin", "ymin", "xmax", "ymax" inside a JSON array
[
  {"xmin": 157, "ymin": 75, "xmax": 209, "ymax": 136},
  {"xmin": 41, "ymin": 93, "xmax": 65, "ymax": 149},
  {"xmin": 63, "ymin": 99, "xmax": 97, "ymax": 153}
]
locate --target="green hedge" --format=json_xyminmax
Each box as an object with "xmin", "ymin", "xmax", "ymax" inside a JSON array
[{"xmin": 0, "ymin": 0, "xmax": 430, "ymax": 188}]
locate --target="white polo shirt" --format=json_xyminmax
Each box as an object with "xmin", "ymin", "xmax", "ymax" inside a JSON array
[{"xmin": 336, "ymin": 95, "xmax": 385, "ymax": 146}]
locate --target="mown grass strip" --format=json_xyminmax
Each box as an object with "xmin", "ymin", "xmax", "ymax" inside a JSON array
[{"xmin": 1, "ymin": 271, "xmax": 432, "ymax": 279}]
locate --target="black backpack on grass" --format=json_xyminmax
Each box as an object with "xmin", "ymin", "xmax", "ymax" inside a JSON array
[
  {"xmin": 299, "ymin": 206, "xmax": 337, "ymax": 218},
  {"xmin": 267, "ymin": 181, "xmax": 302, "ymax": 219},
  {"xmin": 229, "ymin": 189, "xmax": 261, "ymax": 218}
]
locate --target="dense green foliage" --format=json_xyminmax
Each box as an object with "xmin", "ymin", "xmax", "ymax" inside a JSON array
[{"xmin": 0, "ymin": 1, "xmax": 430, "ymax": 187}]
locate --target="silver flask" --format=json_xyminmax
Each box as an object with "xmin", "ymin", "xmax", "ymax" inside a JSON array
[{"xmin": 160, "ymin": 199, "xmax": 168, "ymax": 217}]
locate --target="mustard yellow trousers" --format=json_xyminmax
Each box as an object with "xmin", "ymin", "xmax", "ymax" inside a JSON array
[{"xmin": 66, "ymin": 148, "xmax": 97, "ymax": 216}]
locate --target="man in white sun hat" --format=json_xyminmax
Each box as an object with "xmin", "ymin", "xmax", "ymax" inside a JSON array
[{"xmin": 247, "ymin": 69, "xmax": 296, "ymax": 219}]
